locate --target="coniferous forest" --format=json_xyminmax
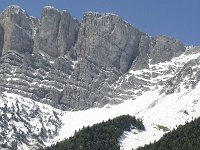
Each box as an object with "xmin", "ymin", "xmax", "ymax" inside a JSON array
[
  {"xmin": 137, "ymin": 117, "xmax": 200, "ymax": 150},
  {"xmin": 41, "ymin": 115, "xmax": 144, "ymax": 150}
]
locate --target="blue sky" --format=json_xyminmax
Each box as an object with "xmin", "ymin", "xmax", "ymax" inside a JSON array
[{"xmin": 0, "ymin": 0, "xmax": 199, "ymax": 45}]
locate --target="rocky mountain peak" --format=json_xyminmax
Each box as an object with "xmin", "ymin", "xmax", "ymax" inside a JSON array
[
  {"xmin": 0, "ymin": 5, "xmax": 187, "ymax": 111},
  {"xmin": 1, "ymin": 5, "xmax": 27, "ymax": 16},
  {"xmin": 0, "ymin": 5, "xmax": 33, "ymax": 56},
  {"xmin": 83, "ymin": 11, "xmax": 121, "ymax": 21},
  {"xmin": 149, "ymin": 35, "xmax": 185, "ymax": 64},
  {"xmin": 0, "ymin": 5, "xmax": 199, "ymax": 149},
  {"xmin": 43, "ymin": 6, "xmax": 60, "ymax": 12},
  {"xmin": 76, "ymin": 11, "xmax": 144, "ymax": 74},
  {"xmin": 35, "ymin": 6, "xmax": 79, "ymax": 58}
]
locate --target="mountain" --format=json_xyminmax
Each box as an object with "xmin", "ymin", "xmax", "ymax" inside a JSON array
[
  {"xmin": 42, "ymin": 115, "xmax": 145, "ymax": 150},
  {"xmin": 0, "ymin": 5, "xmax": 185, "ymax": 110},
  {"xmin": 137, "ymin": 117, "xmax": 200, "ymax": 150},
  {"xmin": 0, "ymin": 5, "xmax": 199, "ymax": 150}
]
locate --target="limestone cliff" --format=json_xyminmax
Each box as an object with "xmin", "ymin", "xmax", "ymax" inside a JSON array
[{"xmin": 0, "ymin": 5, "xmax": 186, "ymax": 110}]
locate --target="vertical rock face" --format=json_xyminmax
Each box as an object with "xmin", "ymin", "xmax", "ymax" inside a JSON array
[
  {"xmin": 60, "ymin": 12, "xmax": 149, "ymax": 109},
  {"xmin": 36, "ymin": 6, "xmax": 79, "ymax": 57},
  {"xmin": 0, "ymin": 25, "xmax": 3, "ymax": 57},
  {"xmin": 0, "ymin": 6, "xmax": 187, "ymax": 110},
  {"xmin": 131, "ymin": 34, "xmax": 151, "ymax": 70},
  {"xmin": 0, "ymin": 5, "xmax": 33, "ymax": 55},
  {"xmin": 0, "ymin": 5, "xmax": 195, "ymax": 149},
  {"xmin": 75, "ymin": 12, "xmax": 144, "ymax": 74},
  {"xmin": 131, "ymin": 35, "xmax": 185, "ymax": 70},
  {"xmin": 149, "ymin": 35, "xmax": 185, "ymax": 64},
  {"xmin": 57, "ymin": 11, "xmax": 79, "ymax": 56}
]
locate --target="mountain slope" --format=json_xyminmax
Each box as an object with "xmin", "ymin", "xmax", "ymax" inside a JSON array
[
  {"xmin": 0, "ymin": 5, "xmax": 185, "ymax": 110},
  {"xmin": 0, "ymin": 5, "xmax": 199, "ymax": 150},
  {"xmin": 137, "ymin": 117, "xmax": 200, "ymax": 150},
  {"xmin": 42, "ymin": 115, "xmax": 144, "ymax": 150},
  {"xmin": 0, "ymin": 92, "xmax": 63, "ymax": 150},
  {"xmin": 0, "ymin": 46, "xmax": 200, "ymax": 149}
]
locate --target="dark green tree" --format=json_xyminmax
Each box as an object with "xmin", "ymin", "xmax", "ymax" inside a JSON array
[{"xmin": 42, "ymin": 115, "xmax": 144, "ymax": 150}]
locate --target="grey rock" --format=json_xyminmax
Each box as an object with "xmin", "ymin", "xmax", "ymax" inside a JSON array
[
  {"xmin": 75, "ymin": 12, "xmax": 143, "ymax": 74},
  {"xmin": 53, "ymin": 57, "xmax": 73, "ymax": 74},
  {"xmin": 160, "ymin": 57, "xmax": 200, "ymax": 95},
  {"xmin": 131, "ymin": 35, "xmax": 185, "ymax": 70},
  {"xmin": 149, "ymin": 35, "xmax": 185, "ymax": 64},
  {"xmin": 0, "ymin": 6, "xmax": 198, "ymax": 150},
  {"xmin": 32, "ymin": 87, "xmax": 48, "ymax": 100},
  {"xmin": 0, "ymin": 6, "xmax": 187, "ymax": 111},
  {"xmin": 131, "ymin": 34, "xmax": 151, "ymax": 70},
  {"xmin": 36, "ymin": 6, "xmax": 79, "ymax": 57},
  {"xmin": 0, "ymin": 93, "xmax": 62, "ymax": 150},
  {"xmin": 57, "ymin": 11, "xmax": 79, "ymax": 56},
  {"xmin": 0, "ymin": 5, "xmax": 33, "ymax": 55},
  {"xmin": 0, "ymin": 25, "xmax": 3, "ymax": 57},
  {"xmin": 185, "ymin": 46, "xmax": 200, "ymax": 55}
]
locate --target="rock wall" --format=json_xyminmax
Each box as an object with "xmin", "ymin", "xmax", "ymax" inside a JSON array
[
  {"xmin": 0, "ymin": 5, "xmax": 33, "ymax": 55},
  {"xmin": 75, "ymin": 12, "xmax": 144, "ymax": 74},
  {"xmin": 35, "ymin": 6, "xmax": 79, "ymax": 58},
  {"xmin": 0, "ymin": 5, "xmax": 186, "ymax": 110},
  {"xmin": 0, "ymin": 25, "xmax": 3, "ymax": 57},
  {"xmin": 149, "ymin": 35, "xmax": 185, "ymax": 64}
]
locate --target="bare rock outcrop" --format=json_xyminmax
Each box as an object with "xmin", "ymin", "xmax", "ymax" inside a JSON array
[
  {"xmin": 75, "ymin": 12, "xmax": 144, "ymax": 74},
  {"xmin": 35, "ymin": 6, "xmax": 79, "ymax": 58},
  {"xmin": 149, "ymin": 35, "xmax": 185, "ymax": 64},
  {"xmin": 0, "ymin": 5, "xmax": 33, "ymax": 55},
  {"xmin": 0, "ymin": 24, "xmax": 3, "ymax": 56},
  {"xmin": 0, "ymin": 6, "xmax": 186, "ymax": 110}
]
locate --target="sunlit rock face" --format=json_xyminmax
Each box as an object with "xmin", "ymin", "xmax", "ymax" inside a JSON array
[
  {"xmin": 0, "ymin": 5, "xmax": 185, "ymax": 110},
  {"xmin": 1, "ymin": 5, "xmax": 199, "ymax": 150},
  {"xmin": 0, "ymin": 5, "xmax": 33, "ymax": 55},
  {"xmin": 35, "ymin": 6, "xmax": 79, "ymax": 58}
]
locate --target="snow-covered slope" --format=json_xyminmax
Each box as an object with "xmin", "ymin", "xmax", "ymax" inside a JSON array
[
  {"xmin": 0, "ymin": 92, "xmax": 63, "ymax": 150},
  {"xmin": 52, "ymin": 46, "xmax": 200, "ymax": 150},
  {"xmin": 1, "ymin": 46, "xmax": 200, "ymax": 150},
  {"xmin": 120, "ymin": 80, "xmax": 200, "ymax": 150}
]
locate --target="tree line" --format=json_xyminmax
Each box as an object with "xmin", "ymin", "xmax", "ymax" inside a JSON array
[
  {"xmin": 40, "ymin": 115, "xmax": 145, "ymax": 150},
  {"xmin": 137, "ymin": 117, "xmax": 200, "ymax": 150}
]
